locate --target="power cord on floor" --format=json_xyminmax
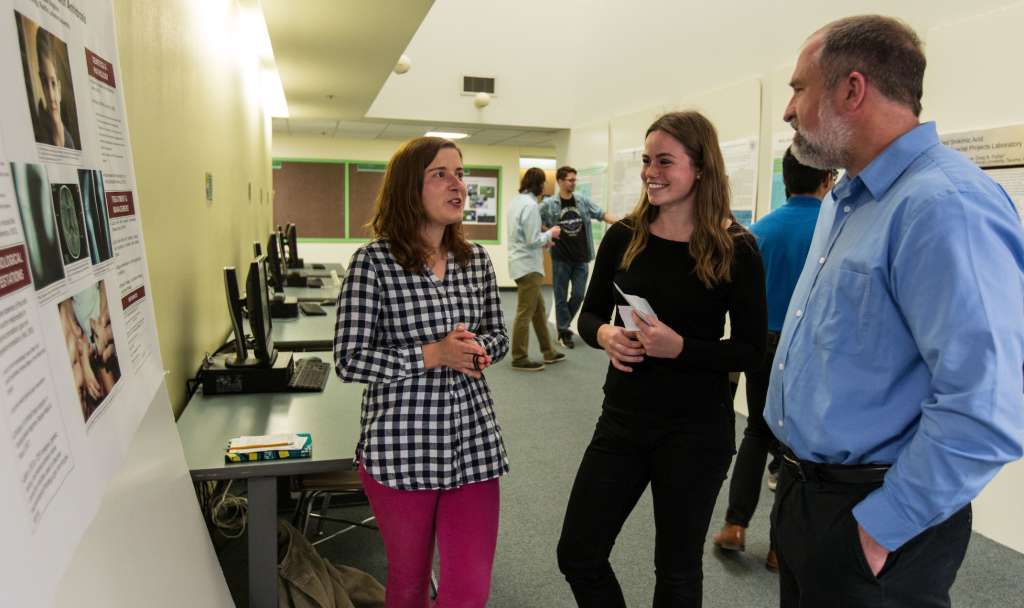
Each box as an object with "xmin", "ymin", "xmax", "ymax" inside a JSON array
[{"xmin": 208, "ymin": 480, "xmax": 248, "ymax": 539}]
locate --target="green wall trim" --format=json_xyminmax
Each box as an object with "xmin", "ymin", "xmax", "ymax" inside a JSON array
[{"xmin": 344, "ymin": 161, "xmax": 351, "ymax": 239}]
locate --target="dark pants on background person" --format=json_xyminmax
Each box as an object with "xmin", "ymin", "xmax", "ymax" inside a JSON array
[
  {"xmin": 551, "ymin": 258, "xmax": 588, "ymax": 335},
  {"xmin": 512, "ymin": 272, "xmax": 558, "ymax": 363},
  {"xmin": 557, "ymin": 409, "xmax": 734, "ymax": 607},
  {"xmin": 725, "ymin": 333, "xmax": 780, "ymax": 527},
  {"xmin": 771, "ymin": 451, "xmax": 972, "ymax": 608}
]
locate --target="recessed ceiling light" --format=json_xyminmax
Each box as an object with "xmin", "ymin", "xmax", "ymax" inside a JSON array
[{"xmin": 425, "ymin": 131, "xmax": 469, "ymax": 140}]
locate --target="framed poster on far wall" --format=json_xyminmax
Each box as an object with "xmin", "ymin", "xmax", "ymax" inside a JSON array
[{"xmin": 463, "ymin": 174, "xmax": 498, "ymax": 224}]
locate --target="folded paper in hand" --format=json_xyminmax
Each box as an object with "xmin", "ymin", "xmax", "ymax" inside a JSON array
[{"xmin": 614, "ymin": 283, "xmax": 658, "ymax": 331}]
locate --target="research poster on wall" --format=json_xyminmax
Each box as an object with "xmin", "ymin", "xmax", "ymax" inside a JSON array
[
  {"xmin": 720, "ymin": 136, "xmax": 758, "ymax": 227},
  {"xmin": 0, "ymin": 0, "xmax": 165, "ymax": 605},
  {"xmin": 941, "ymin": 124, "xmax": 1024, "ymax": 223},
  {"xmin": 463, "ymin": 174, "xmax": 497, "ymax": 224},
  {"xmin": 768, "ymin": 132, "xmax": 793, "ymax": 213},
  {"xmin": 575, "ymin": 164, "xmax": 607, "ymax": 241},
  {"xmin": 610, "ymin": 146, "xmax": 643, "ymax": 220}
]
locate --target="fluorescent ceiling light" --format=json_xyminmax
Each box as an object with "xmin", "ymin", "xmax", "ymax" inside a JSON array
[
  {"xmin": 520, "ymin": 157, "xmax": 557, "ymax": 170},
  {"xmin": 425, "ymin": 131, "xmax": 469, "ymax": 140},
  {"xmin": 262, "ymin": 67, "xmax": 289, "ymax": 117},
  {"xmin": 241, "ymin": 4, "xmax": 289, "ymax": 117}
]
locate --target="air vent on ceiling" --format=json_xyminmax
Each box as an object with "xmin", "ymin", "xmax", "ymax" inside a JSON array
[{"xmin": 462, "ymin": 75, "xmax": 495, "ymax": 96}]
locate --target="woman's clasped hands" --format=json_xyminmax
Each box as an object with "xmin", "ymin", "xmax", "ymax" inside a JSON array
[{"xmin": 423, "ymin": 323, "xmax": 492, "ymax": 378}]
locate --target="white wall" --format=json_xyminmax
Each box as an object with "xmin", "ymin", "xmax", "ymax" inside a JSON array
[
  {"xmin": 559, "ymin": 5, "xmax": 1024, "ymax": 553},
  {"xmin": 921, "ymin": 2, "xmax": 1024, "ymax": 555},
  {"xmin": 272, "ymin": 136, "xmax": 555, "ymax": 287}
]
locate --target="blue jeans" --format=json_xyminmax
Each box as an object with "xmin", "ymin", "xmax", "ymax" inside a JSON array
[{"xmin": 552, "ymin": 258, "xmax": 588, "ymax": 334}]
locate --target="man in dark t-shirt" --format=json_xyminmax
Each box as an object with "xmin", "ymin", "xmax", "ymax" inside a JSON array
[{"xmin": 539, "ymin": 166, "xmax": 616, "ymax": 348}]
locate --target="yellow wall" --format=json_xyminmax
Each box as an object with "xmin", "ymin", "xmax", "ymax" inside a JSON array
[{"xmin": 114, "ymin": 0, "xmax": 274, "ymax": 416}]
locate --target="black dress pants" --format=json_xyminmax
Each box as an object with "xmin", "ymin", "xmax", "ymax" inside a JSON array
[
  {"xmin": 725, "ymin": 334, "xmax": 779, "ymax": 527},
  {"xmin": 557, "ymin": 409, "xmax": 734, "ymax": 607},
  {"xmin": 771, "ymin": 455, "xmax": 972, "ymax": 608}
]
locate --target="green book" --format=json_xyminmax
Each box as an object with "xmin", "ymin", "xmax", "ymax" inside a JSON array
[{"xmin": 225, "ymin": 433, "xmax": 312, "ymax": 463}]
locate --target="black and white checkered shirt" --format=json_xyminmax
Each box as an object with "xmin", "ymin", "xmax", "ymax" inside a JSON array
[{"xmin": 334, "ymin": 239, "xmax": 510, "ymax": 490}]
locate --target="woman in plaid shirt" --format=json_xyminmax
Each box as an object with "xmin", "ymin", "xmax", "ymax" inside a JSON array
[{"xmin": 334, "ymin": 136, "xmax": 509, "ymax": 607}]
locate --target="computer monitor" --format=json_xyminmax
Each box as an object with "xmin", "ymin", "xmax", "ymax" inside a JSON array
[
  {"xmin": 245, "ymin": 256, "xmax": 277, "ymax": 367},
  {"xmin": 265, "ymin": 232, "xmax": 284, "ymax": 292},
  {"xmin": 222, "ymin": 266, "xmax": 248, "ymax": 366},
  {"xmin": 252, "ymin": 240, "xmax": 262, "ymax": 257},
  {"xmin": 286, "ymin": 223, "xmax": 303, "ymax": 268}
]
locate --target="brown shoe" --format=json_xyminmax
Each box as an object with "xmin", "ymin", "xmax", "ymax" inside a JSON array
[
  {"xmin": 765, "ymin": 549, "xmax": 779, "ymax": 572},
  {"xmin": 712, "ymin": 523, "xmax": 746, "ymax": 552}
]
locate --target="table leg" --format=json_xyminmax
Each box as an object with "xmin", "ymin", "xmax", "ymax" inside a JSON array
[{"xmin": 248, "ymin": 476, "xmax": 278, "ymax": 608}]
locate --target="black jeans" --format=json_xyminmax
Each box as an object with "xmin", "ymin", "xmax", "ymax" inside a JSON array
[
  {"xmin": 771, "ymin": 454, "xmax": 972, "ymax": 607},
  {"xmin": 557, "ymin": 409, "xmax": 734, "ymax": 607},
  {"xmin": 724, "ymin": 334, "xmax": 780, "ymax": 527}
]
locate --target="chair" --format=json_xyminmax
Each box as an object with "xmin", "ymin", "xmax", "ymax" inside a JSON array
[{"xmin": 291, "ymin": 468, "xmax": 439, "ymax": 597}]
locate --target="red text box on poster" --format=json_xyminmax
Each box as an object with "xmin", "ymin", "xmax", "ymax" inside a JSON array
[
  {"xmin": 85, "ymin": 49, "xmax": 116, "ymax": 87},
  {"xmin": 121, "ymin": 286, "xmax": 145, "ymax": 311},
  {"xmin": 0, "ymin": 244, "xmax": 32, "ymax": 297},
  {"xmin": 106, "ymin": 191, "xmax": 135, "ymax": 218}
]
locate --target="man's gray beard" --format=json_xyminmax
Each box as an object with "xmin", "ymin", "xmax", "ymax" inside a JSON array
[{"xmin": 790, "ymin": 105, "xmax": 853, "ymax": 170}]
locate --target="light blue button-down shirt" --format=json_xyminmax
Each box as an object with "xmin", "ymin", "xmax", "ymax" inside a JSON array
[
  {"xmin": 507, "ymin": 192, "xmax": 553, "ymax": 280},
  {"xmin": 765, "ymin": 122, "xmax": 1024, "ymax": 550}
]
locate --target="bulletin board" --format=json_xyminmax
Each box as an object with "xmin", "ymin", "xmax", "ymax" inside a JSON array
[{"xmin": 272, "ymin": 160, "xmax": 345, "ymax": 238}]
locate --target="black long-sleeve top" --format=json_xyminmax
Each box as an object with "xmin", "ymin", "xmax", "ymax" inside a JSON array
[{"xmin": 579, "ymin": 221, "xmax": 767, "ymax": 423}]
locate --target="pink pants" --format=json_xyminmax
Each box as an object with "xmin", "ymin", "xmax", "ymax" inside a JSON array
[{"xmin": 359, "ymin": 465, "xmax": 500, "ymax": 608}]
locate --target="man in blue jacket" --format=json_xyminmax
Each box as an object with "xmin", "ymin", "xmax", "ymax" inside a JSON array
[
  {"xmin": 539, "ymin": 166, "xmax": 616, "ymax": 348},
  {"xmin": 767, "ymin": 15, "xmax": 1024, "ymax": 607}
]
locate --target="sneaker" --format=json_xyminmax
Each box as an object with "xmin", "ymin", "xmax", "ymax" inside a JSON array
[
  {"xmin": 511, "ymin": 360, "xmax": 545, "ymax": 372},
  {"xmin": 544, "ymin": 352, "xmax": 566, "ymax": 364},
  {"xmin": 557, "ymin": 332, "xmax": 575, "ymax": 349},
  {"xmin": 767, "ymin": 471, "xmax": 778, "ymax": 492}
]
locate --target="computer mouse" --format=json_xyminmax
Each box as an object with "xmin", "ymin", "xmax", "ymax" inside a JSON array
[
  {"xmin": 321, "ymin": 299, "xmax": 336, "ymax": 306},
  {"xmin": 305, "ymin": 356, "xmax": 322, "ymax": 364}
]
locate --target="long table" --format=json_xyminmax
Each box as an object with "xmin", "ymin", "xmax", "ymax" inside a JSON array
[{"xmin": 176, "ymin": 352, "xmax": 362, "ymax": 608}]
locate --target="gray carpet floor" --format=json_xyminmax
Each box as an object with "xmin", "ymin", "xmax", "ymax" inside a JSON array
[{"xmin": 218, "ymin": 287, "xmax": 1024, "ymax": 606}]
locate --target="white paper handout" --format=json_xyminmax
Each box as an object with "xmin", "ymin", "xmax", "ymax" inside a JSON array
[{"xmin": 614, "ymin": 283, "xmax": 658, "ymax": 331}]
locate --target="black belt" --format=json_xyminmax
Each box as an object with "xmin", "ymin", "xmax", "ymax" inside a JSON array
[{"xmin": 782, "ymin": 449, "xmax": 889, "ymax": 485}]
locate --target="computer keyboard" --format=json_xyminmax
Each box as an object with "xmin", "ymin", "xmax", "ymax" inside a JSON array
[
  {"xmin": 299, "ymin": 302, "xmax": 326, "ymax": 316},
  {"xmin": 288, "ymin": 357, "xmax": 331, "ymax": 392},
  {"xmin": 306, "ymin": 277, "xmax": 323, "ymax": 288}
]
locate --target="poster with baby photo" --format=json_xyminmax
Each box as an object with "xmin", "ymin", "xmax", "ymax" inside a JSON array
[{"xmin": 57, "ymin": 280, "xmax": 122, "ymax": 423}]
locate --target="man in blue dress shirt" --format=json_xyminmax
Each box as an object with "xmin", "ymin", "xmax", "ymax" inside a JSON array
[{"xmin": 767, "ymin": 15, "xmax": 1024, "ymax": 607}]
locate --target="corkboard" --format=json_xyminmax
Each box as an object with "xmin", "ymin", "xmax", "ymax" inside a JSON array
[
  {"xmin": 346, "ymin": 163, "xmax": 386, "ymax": 240},
  {"xmin": 272, "ymin": 161, "xmax": 345, "ymax": 238}
]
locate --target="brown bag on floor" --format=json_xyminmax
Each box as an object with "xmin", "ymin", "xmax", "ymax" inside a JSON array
[{"xmin": 277, "ymin": 520, "xmax": 385, "ymax": 608}]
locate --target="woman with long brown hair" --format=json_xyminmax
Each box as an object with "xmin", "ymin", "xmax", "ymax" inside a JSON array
[
  {"xmin": 556, "ymin": 111, "xmax": 767, "ymax": 606},
  {"xmin": 334, "ymin": 136, "xmax": 509, "ymax": 607}
]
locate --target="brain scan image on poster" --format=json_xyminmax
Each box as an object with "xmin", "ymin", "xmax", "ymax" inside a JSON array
[{"xmin": 10, "ymin": 162, "xmax": 66, "ymax": 290}]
